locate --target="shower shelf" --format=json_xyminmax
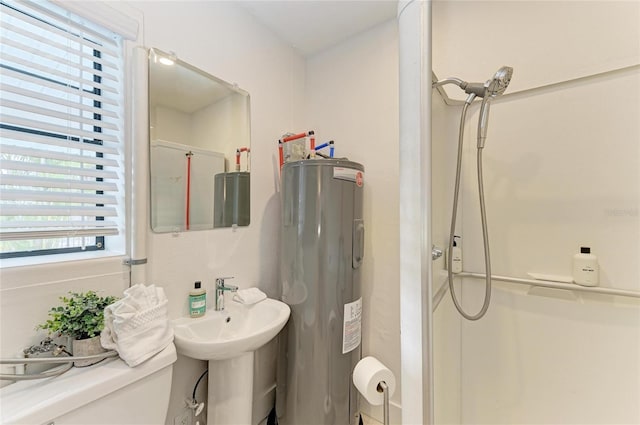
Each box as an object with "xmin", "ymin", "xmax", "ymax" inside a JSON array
[
  {"xmin": 459, "ymin": 272, "xmax": 640, "ymax": 300},
  {"xmin": 432, "ymin": 270, "xmax": 639, "ymax": 312}
]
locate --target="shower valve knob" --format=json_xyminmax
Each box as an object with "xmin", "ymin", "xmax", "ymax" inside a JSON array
[{"xmin": 432, "ymin": 245, "xmax": 443, "ymax": 260}]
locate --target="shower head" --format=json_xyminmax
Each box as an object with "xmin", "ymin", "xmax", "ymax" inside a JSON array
[
  {"xmin": 477, "ymin": 67, "xmax": 513, "ymax": 148},
  {"xmin": 432, "ymin": 67, "xmax": 514, "ymax": 148},
  {"xmin": 432, "ymin": 66, "xmax": 513, "ymax": 99},
  {"xmin": 462, "ymin": 66, "xmax": 513, "ymax": 98},
  {"xmin": 486, "ymin": 66, "xmax": 513, "ymax": 97}
]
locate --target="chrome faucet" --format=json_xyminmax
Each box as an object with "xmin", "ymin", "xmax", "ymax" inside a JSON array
[{"xmin": 215, "ymin": 277, "xmax": 238, "ymax": 311}]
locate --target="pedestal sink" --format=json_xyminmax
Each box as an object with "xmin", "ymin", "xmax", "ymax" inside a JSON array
[{"xmin": 172, "ymin": 298, "xmax": 290, "ymax": 425}]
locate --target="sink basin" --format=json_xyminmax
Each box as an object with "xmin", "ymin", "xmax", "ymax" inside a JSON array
[
  {"xmin": 172, "ymin": 298, "xmax": 290, "ymax": 360},
  {"xmin": 172, "ymin": 297, "xmax": 290, "ymax": 424}
]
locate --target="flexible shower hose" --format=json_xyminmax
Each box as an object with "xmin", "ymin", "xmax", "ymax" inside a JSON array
[{"xmin": 447, "ymin": 100, "xmax": 492, "ymax": 320}]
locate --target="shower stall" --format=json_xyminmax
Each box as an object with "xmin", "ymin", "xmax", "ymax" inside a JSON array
[{"xmin": 399, "ymin": 1, "xmax": 640, "ymax": 424}]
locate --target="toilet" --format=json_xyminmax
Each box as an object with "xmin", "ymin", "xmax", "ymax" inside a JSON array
[{"xmin": 0, "ymin": 343, "xmax": 177, "ymax": 425}]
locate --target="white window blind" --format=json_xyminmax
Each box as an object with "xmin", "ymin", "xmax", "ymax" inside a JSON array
[{"xmin": 0, "ymin": 0, "xmax": 124, "ymax": 257}]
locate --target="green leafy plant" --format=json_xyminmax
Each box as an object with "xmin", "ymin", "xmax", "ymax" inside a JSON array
[{"xmin": 37, "ymin": 291, "xmax": 118, "ymax": 340}]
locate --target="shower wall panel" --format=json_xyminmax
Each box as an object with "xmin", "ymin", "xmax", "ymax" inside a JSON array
[
  {"xmin": 431, "ymin": 90, "xmax": 463, "ymax": 425},
  {"xmin": 458, "ymin": 63, "xmax": 640, "ymax": 424}
]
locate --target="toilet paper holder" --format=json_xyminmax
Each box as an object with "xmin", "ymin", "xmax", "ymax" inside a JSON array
[
  {"xmin": 376, "ymin": 381, "xmax": 390, "ymax": 425},
  {"xmin": 353, "ymin": 356, "xmax": 395, "ymax": 425}
]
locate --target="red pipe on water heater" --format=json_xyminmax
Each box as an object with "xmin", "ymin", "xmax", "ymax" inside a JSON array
[
  {"xmin": 280, "ymin": 130, "xmax": 314, "ymax": 143},
  {"xmin": 278, "ymin": 130, "xmax": 315, "ymax": 169},
  {"xmin": 185, "ymin": 151, "xmax": 193, "ymax": 230},
  {"xmin": 236, "ymin": 147, "xmax": 250, "ymax": 172}
]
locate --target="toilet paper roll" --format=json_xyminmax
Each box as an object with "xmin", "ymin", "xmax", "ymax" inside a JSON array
[{"xmin": 352, "ymin": 356, "xmax": 396, "ymax": 406}]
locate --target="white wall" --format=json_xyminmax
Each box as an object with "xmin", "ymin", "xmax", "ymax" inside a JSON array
[
  {"xmin": 125, "ymin": 2, "xmax": 307, "ymax": 423},
  {"xmin": 153, "ymin": 105, "xmax": 193, "ymax": 146},
  {"xmin": 192, "ymin": 94, "xmax": 250, "ymax": 163},
  {"xmin": 142, "ymin": 7, "xmax": 405, "ymax": 423},
  {"xmin": 2, "ymin": 2, "xmax": 401, "ymax": 423},
  {"xmin": 129, "ymin": 0, "xmax": 305, "ymax": 310},
  {"xmin": 305, "ymin": 19, "xmax": 401, "ymax": 423}
]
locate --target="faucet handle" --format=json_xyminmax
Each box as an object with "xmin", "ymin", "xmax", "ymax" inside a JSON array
[
  {"xmin": 216, "ymin": 276, "xmax": 234, "ymax": 286},
  {"xmin": 216, "ymin": 277, "xmax": 238, "ymax": 292}
]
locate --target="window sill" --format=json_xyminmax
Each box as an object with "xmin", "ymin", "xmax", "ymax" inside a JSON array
[
  {"xmin": 0, "ymin": 250, "xmax": 126, "ymax": 271},
  {"xmin": 0, "ymin": 251, "xmax": 129, "ymax": 291}
]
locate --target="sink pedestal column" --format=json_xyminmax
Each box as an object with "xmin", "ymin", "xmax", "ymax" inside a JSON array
[{"xmin": 207, "ymin": 352, "xmax": 254, "ymax": 425}]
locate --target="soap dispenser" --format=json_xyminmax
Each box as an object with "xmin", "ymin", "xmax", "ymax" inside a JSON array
[
  {"xmin": 572, "ymin": 246, "xmax": 599, "ymax": 287},
  {"xmin": 450, "ymin": 235, "xmax": 462, "ymax": 274},
  {"xmin": 189, "ymin": 281, "xmax": 207, "ymax": 318}
]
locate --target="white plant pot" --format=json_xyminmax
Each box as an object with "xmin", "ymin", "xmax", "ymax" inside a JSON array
[{"xmin": 72, "ymin": 336, "xmax": 106, "ymax": 367}]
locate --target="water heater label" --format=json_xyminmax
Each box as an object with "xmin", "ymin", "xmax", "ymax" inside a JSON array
[
  {"xmin": 334, "ymin": 167, "xmax": 364, "ymax": 187},
  {"xmin": 342, "ymin": 297, "xmax": 362, "ymax": 354}
]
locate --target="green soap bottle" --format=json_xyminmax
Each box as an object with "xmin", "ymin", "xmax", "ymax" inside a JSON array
[{"xmin": 189, "ymin": 281, "xmax": 206, "ymax": 318}]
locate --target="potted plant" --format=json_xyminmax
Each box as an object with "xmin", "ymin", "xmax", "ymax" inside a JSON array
[{"xmin": 37, "ymin": 291, "xmax": 118, "ymax": 367}]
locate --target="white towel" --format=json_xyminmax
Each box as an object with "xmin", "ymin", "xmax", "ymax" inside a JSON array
[
  {"xmin": 101, "ymin": 284, "xmax": 174, "ymax": 367},
  {"xmin": 233, "ymin": 287, "xmax": 267, "ymax": 305}
]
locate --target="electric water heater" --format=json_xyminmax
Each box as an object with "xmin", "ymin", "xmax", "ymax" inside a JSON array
[{"xmin": 278, "ymin": 158, "xmax": 365, "ymax": 425}]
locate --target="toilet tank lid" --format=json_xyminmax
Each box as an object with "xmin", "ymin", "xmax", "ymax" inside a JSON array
[{"xmin": 0, "ymin": 343, "xmax": 176, "ymax": 425}]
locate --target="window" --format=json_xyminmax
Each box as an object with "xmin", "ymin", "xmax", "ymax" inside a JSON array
[{"xmin": 0, "ymin": 0, "xmax": 124, "ymax": 259}]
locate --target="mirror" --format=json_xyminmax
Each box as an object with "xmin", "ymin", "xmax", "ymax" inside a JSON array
[{"xmin": 148, "ymin": 48, "xmax": 251, "ymax": 232}]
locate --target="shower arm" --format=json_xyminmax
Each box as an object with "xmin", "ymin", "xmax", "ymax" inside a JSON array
[
  {"xmin": 432, "ymin": 78, "xmax": 494, "ymax": 98},
  {"xmin": 432, "ymin": 76, "xmax": 493, "ymax": 147},
  {"xmin": 432, "ymin": 77, "xmax": 467, "ymax": 90},
  {"xmin": 431, "ymin": 76, "xmax": 477, "ymax": 102}
]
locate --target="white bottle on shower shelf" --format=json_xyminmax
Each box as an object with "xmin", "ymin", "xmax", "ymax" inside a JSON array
[{"xmin": 572, "ymin": 246, "xmax": 599, "ymax": 286}]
